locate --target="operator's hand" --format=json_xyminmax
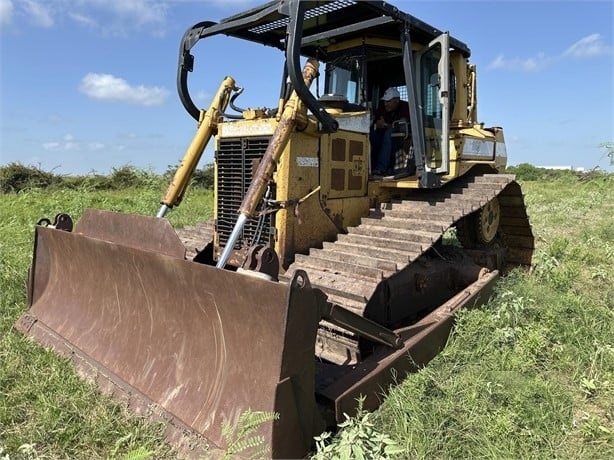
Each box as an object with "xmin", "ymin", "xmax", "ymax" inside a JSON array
[{"xmin": 375, "ymin": 116, "xmax": 387, "ymax": 130}]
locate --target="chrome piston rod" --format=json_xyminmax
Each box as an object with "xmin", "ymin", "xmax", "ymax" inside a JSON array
[{"xmin": 216, "ymin": 214, "xmax": 248, "ymax": 269}]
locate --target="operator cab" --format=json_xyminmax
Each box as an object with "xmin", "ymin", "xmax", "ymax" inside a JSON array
[
  {"xmin": 178, "ymin": 0, "xmax": 474, "ymax": 188},
  {"xmin": 317, "ymin": 37, "xmax": 454, "ymax": 181}
]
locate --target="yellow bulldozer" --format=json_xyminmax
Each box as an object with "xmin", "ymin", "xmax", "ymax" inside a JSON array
[{"xmin": 17, "ymin": 1, "xmax": 534, "ymax": 458}]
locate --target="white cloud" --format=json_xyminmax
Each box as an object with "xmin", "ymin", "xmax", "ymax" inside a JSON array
[
  {"xmin": 79, "ymin": 73, "xmax": 169, "ymax": 106},
  {"xmin": 42, "ymin": 134, "xmax": 106, "ymax": 152},
  {"xmin": 22, "ymin": 0, "xmax": 53, "ymax": 27},
  {"xmin": 564, "ymin": 33, "xmax": 612, "ymax": 58},
  {"xmin": 68, "ymin": 0, "xmax": 169, "ymax": 36},
  {"xmin": 42, "ymin": 134, "xmax": 78, "ymax": 151},
  {"xmin": 195, "ymin": 0, "xmax": 259, "ymax": 9},
  {"xmin": 46, "ymin": 114, "xmax": 63, "ymax": 123},
  {"xmin": 94, "ymin": 0, "xmax": 167, "ymax": 27},
  {"xmin": 0, "ymin": 0, "xmax": 14, "ymax": 26},
  {"xmin": 195, "ymin": 90, "xmax": 212, "ymax": 103},
  {"xmin": 489, "ymin": 33, "xmax": 612, "ymax": 72},
  {"xmin": 487, "ymin": 52, "xmax": 550, "ymax": 72},
  {"xmin": 7, "ymin": 0, "xmax": 168, "ymax": 34},
  {"xmin": 118, "ymin": 132, "xmax": 138, "ymax": 139},
  {"xmin": 68, "ymin": 11, "xmax": 97, "ymax": 29},
  {"xmin": 42, "ymin": 141, "xmax": 61, "ymax": 151}
]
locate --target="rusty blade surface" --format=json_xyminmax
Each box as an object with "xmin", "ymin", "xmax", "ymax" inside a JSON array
[
  {"xmin": 19, "ymin": 218, "xmax": 324, "ymax": 458},
  {"xmin": 75, "ymin": 208, "xmax": 188, "ymax": 257}
]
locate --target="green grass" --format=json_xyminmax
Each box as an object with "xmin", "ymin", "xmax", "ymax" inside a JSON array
[
  {"xmin": 373, "ymin": 175, "xmax": 614, "ymax": 459},
  {"xmin": 1, "ymin": 174, "xmax": 613, "ymax": 459},
  {"xmin": 0, "ymin": 185, "xmax": 213, "ymax": 459}
]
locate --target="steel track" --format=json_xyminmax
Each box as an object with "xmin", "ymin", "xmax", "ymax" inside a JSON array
[{"xmin": 176, "ymin": 173, "xmax": 533, "ymax": 364}]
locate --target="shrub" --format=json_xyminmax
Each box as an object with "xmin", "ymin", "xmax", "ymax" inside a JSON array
[
  {"xmin": 506, "ymin": 163, "xmax": 578, "ymax": 181},
  {"xmin": 164, "ymin": 163, "xmax": 214, "ymax": 189},
  {"xmin": 192, "ymin": 164, "xmax": 214, "ymax": 189},
  {"xmin": 106, "ymin": 165, "xmax": 159, "ymax": 189},
  {"xmin": 313, "ymin": 398, "xmax": 403, "ymax": 460},
  {"xmin": 0, "ymin": 163, "xmax": 58, "ymax": 193},
  {"xmin": 505, "ymin": 163, "xmax": 613, "ymax": 182},
  {"xmin": 0, "ymin": 163, "xmax": 166, "ymax": 193}
]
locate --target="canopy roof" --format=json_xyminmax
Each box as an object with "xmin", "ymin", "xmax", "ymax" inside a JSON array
[{"xmin": 200, "ymin": 0, "xmax": 471, "ymax": 58}]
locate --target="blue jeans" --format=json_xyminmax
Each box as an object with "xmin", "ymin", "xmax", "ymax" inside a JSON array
[{"xmin": 370, "ymin": 127, "xmax": 393, "ymax": 172}]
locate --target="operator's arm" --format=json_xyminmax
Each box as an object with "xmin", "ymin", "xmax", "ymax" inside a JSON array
[
  {"xmin": 397, "ymin": 100, "xmax": 410, "ymax": 122},
  {"xmin": 374, "ymin": 115, "xmax": 388, "ymax": 130},
  {"xmin": 373, "ymin": 106, "xmax": 388, "ymax": 130}
]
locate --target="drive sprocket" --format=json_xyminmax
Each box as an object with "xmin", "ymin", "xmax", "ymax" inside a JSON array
[
  {"xmin": 477, "ymin": 197, "xmax": 500, "ymax": 244},
  {"xmin": 456, "ymin": 197, "xmax": 500, "ymax": 247}
]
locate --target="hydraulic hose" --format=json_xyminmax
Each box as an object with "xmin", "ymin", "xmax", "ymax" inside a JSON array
[{"xmin": 216, "ymin": 59, "xmax": 319, "ymax": 269}]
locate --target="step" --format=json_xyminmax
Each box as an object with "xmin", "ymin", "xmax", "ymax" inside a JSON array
[
  {"xmin": 383, "ymin": 207, "xmax": 461, "ymax": 223},
  {"xmin": 283, "ymin": 266, "xmax": 377, "ymax": 303},
  {"xmin": 361, "ymin": 216, "xmax": 450, "ymax": 233},
  {"xmin": 348, "ymin": 224, "xmax": 438, "ymax": 245},
  {"xmin": 336, "ymin": 232, "xmax": 425, "ymax": 254},
  {"xmin": 294, "ymin": 252, "xmax": 390, "ymax": 281},
  {"xmin": 322, "ymin": 241, "xmax": 411, "ymax": 266}
]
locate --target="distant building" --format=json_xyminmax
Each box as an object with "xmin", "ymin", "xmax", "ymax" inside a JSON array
[{"xmin": 538, "ymin": 165, "xmax": 585, "ymax": 172}]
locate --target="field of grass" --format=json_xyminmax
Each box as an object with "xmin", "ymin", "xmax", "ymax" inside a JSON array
[
  {"xmin": 1, "ymin": 172, "xmax": 612, "ymax": 459},
  {"xmin": 374, "ymin": 174, "xmax": 614, "ymax": 459},
  {"xmin": 0, "ymin": 184, "xmax": 213, "ymax": 459}
]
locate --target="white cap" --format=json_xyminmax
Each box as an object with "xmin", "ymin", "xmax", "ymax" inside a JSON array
[{"xmin": 381, "ymin": 87, "xmax": 400, "ymax": 101}]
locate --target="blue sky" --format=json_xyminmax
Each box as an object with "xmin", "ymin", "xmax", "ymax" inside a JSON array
[{"xmin": 1, "ymin": 0, "xmax": 613, "ymax": 175}]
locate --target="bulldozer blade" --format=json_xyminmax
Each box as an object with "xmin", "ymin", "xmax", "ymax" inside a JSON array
[
  {"xmin": 317, "ymin": 269, "xmax": 500, "ymax": 421},
  {"xmin": 16, "ymin": 210, "xmax": 325, "ymax": 458}
]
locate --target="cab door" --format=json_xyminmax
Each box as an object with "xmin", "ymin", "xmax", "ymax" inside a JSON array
[{"xmin": 417, "ymin": 33, "xmax": 450, "ymax": 175}]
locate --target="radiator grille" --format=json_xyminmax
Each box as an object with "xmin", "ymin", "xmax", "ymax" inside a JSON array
[{"xmin": 216, "ymin": 137, "xmax": 274, "ymax": 249}]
